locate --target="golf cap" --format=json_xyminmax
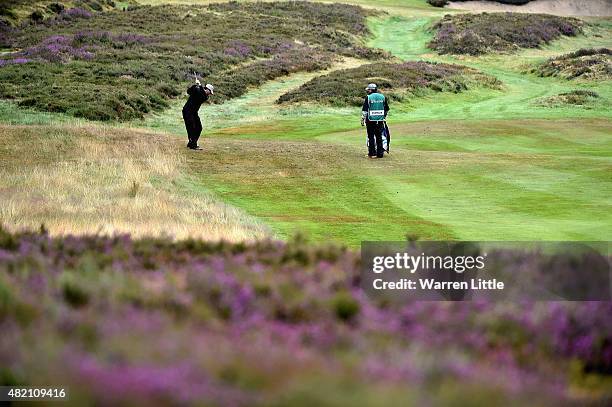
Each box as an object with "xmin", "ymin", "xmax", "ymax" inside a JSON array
[
  {"xmin": 365, "ymin": 83, "xmax": 377, "ymax": 90},
  {"xmin": 205, "ymin": 84, "xmax": 214, "ymax": 94}
]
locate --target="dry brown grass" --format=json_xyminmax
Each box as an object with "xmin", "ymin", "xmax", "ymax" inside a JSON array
[{"xmin": 0, "ymin": 124, "xmax": 270, "ymax": 241}]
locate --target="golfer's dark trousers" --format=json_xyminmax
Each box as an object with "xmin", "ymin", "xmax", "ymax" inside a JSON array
[
  {"xmin": 366, "ymin": 120, "xmax": 385, "ymax": 158},
  {"xmin": 182, "ymin": 109, "xmax": 202, "ymax": 148}
]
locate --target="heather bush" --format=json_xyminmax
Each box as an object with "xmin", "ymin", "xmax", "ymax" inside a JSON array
[
  {"xmin": 535, "ymin": 89, "xmax": 602, "ymax": 107},
  {"xmin": 429, "ymin": 12, "xmax": 583, "ymax": 55},
  {"xmin": 210, "ymin": 47, "xmax": 338, "ymax": 103},
  {"xmin": 531, "ymin": 48, "xmax": 612, "ymax": 80},
  {"xmin": 278, "ymin": 61, "xmax": 501, "ymax": 106},
  {"xmin": 0, "ymin": 227, "xmax": 610, "ymax": 405},
  {"xmin": 0, "ymin": 2, "xmax": 383, "ymax": 120},
  {"xmin": 0, "ymin": 0, "xmax": 116, "ymax": 24}
]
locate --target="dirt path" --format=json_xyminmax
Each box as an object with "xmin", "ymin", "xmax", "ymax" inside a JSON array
[{"xmin": 447, "ymin": 0, "xmax": 612, "ymax": 16}]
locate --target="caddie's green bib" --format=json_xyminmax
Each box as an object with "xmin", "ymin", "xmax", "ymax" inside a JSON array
[{"xmin": 367, "ymin": 93, "xmax": 386, "ymax": 121}]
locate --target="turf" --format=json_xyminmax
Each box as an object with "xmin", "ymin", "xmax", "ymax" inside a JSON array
[{"xmin": 183, "ymin": 117, "xmax": 611, "ymax": 246}]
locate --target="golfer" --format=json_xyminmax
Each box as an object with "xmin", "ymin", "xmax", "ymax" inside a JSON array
[
  {"xmin": 182, "ymin": 79, "xmax": 214, "ymax": 150},
  {"xmin": 361, "ymin": 83, "xmax": 389, "ymax": 159}
]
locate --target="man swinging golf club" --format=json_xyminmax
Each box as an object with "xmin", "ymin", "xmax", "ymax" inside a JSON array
[
  {"xmin": 182, "ymin": 76, "xmax": 214, "ymax": 150},
  {"xmin": 361, "ymin": 83, "xmax": 389, "ymax": 159}
]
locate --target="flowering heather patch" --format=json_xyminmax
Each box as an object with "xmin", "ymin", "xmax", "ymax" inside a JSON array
[
  {"xmin": 58, "ymin": 7, "xmax": 93, "ymax": 20},
  {"xmin": 1, "ymin": 228, "xmax": 610, "ymax": 405},
  {"xmin": 72, "ymin": 31, "xmax": 152, "ymax": 49},
  {"xmin": 429, "ymin": 12, "xmax": 583, "ymax": 55},
  {"xmin": 0, "ymin": 1, "xmax": 116, "ymax": 25},
  {"xmin": 0, "ymin": 58, "xmax": 31, "ymax": 66},
  {"xmin": 0, "ymin": 2, "xmax": 384, "ymax": 121},
  {"xmin": 19, "ymin": 34, "xmax": 95, "ymax": 63},
  {"xmin": 278, "ymin": 61, "xmax": 501, "ymax": 106},
  {"xmin": 531, "ymin": 48, "xmax": 612, "ymax": 80},
  {"xmin": 223, "ymin": 40, "xmax": 253, "ymax": 58}
]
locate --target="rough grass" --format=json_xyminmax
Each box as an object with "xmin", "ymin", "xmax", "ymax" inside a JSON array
[
  {"xmin": 530, "ymin": 48, "xmax": 612, "ymax": 80},
  {"xmin": 0, "ymin": 124, "xmax": 269, "ymax": 241},
  {"xmin": 277, "ymin": 61, "xmax": 501, "ymax": 106},
  {"xmin": 0, "ymin": 1, "xmax": 383, "ymax": 120},
  {"xmin": 429, "ymin": 12, "xmax": 583, "ymax": 55}
]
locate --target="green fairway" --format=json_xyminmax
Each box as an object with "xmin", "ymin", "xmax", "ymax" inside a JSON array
[{"xmin": 184, "ymin": 117, "xmax": 611, "ymax": 245}]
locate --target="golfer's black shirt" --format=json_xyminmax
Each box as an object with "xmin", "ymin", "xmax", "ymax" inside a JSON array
[
  {"xmin": 362, "ymin": 92, "xmax": 390, "ymax": 121},
  {"xmin": 183, "ymin": 85, "xmax": 209, "ymax": 114}
]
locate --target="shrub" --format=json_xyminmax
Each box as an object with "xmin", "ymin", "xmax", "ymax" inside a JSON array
[
  {"xmin": 429, "ymin": 12, "xmax": 583, "ymax": 55},
  {"xmin": 530, "ymin": 48, "xmax": 611, "ymax": 80},
  {"xmin": 278, "ymin": 61, "xmax": 501, "ymax": 106},
  {"xmin": 0, "ymin": 2, "xmax": 382, "ymax": 120},
  {"xmin": 536, "ymin": 89, "xmax": 601, "ymax": 107},
  {"xmin": 48, "ymin": 3, "xmax": 65, "ymax": 14},
  {"xmin": 332, "ymin": 291, "xmax": 360, "ymax": 322},
  {"xmin": 427, "ymin": 0, "xmax": 449, "ymax": 6},
  {"xmin": 61, "ymin": 275, "xmax": 90, "ymax": 308}
]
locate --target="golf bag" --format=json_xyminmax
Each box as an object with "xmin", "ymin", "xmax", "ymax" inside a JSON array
[
  {"xmin": 382, "ymin": 122, "xmax": 390, "ymax": 153},
  {"xmin": 366, "ymin": 121, "xmax": 391, "ymax": 154}
]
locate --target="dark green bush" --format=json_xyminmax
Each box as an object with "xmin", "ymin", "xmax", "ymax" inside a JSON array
[
  {"xmin": 427, "ymin": 0, "xmax": 449, "ymax": 6},
  {"xmin": 48, "ymin": 3, "xmax": 65, "ymax": 14},
  {"xmin": 278, "ymin": 61, "xmax": 500, "ymax": 106},
  {"xmin": 429, "ymin": 12, "xmax": 583, "ymax": 55},
  {"xmin": 61, "ymin": 276, "xmax": 90, "ymax": 308},
  {"xmin": 332, "ymin": 291, "xmax": 360, "ymax": 322}
]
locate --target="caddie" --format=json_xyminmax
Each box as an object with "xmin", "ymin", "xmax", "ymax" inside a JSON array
[{"xmin": 360, "ymin": 83, "xmax": 389, "ymax": 159}]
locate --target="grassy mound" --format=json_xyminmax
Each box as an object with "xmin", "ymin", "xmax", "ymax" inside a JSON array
[
  {"xmin": 277, "ymin": 61, "xmax": 501, "ymax": 106},
  {"xmin": 0, "ymin": 2, "xmax": 383, "ymax": 121},
  {"xmin": 429, "ymin": 12, "xmax": 582, "ymax": 55},
  {"xmin": 1, "ymin": 228, "xmax": 611, "ymax": 405},
  {"xmin": 531, "ymin": 48, "xmax": 612, "ymax": 80},
  {"xmin": 535, "ymin": 89, "xmax": 602, "ymax": 107}
]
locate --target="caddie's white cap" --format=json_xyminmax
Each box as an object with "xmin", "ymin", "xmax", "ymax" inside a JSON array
[
  {"xmin": 365, "ymin": 83, "xmax": 377, "ymax": 90},
  {"xmin": 205, "ymin": 84, "xmax": 214, "ymax": 94}
]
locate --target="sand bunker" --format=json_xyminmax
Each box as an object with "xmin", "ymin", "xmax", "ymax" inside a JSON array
[{"xmin": 446, "ymin": 0, "xmax": 612, "ymax": 17}]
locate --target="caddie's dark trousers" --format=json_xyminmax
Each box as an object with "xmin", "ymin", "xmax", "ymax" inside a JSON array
[
  {"xmin": 182, "ymin": 110, "xmax": 202, "ymax": 148},
  {"xmin": 366, "ymin": 121, "xmax": 385, "ymax": 158}
]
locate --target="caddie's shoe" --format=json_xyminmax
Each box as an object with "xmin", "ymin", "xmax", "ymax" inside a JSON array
[
  {"xmin": 376, "ymin": 155, "xmax": 384, "ymax": 159},
  {"xmin": 369, "ymin": 156, "xmax": 378, "ymax": 159},
  {"xmin": 190, "ymin": 145, "xmax": 203, "ymax": 150}
]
